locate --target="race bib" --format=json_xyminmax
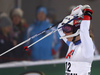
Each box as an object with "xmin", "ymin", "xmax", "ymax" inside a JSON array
[{"xmin": 65, "ymin": 61, "xmax": 91, "ymax": 75}]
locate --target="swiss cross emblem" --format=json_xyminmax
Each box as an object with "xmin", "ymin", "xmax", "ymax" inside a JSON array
[{"xmin": 66, "ymin": 50, "xmax": 74, "ymax": 59}]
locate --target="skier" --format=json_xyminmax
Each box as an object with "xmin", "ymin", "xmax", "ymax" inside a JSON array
[{"xmin": 58, "ymin": 5, "xmax": 95, "ymax": 75}]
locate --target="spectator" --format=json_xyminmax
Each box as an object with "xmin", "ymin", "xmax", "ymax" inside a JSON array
[
  {"xmin": 10, "ymin": 8, "xmax": 28, "ymax": 44},
  {"xmin": 0, "ymin": 13, "xmax": 14, "ymax": 63},
  {"xmin": 10, "ymin": 8, "xmax": 28, "ymax": 59},
  {"xmin": 24, "ymin": 6, "xmax": 60, "ymax": 60},
  {"xmin": 47, "ymin": 8, "xmax": 61, "ymax": 58}
]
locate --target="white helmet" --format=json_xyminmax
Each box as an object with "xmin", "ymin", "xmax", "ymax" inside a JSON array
[{"xmin": 60, "ymin": 15, "xmax": 82, "ymax": 39}]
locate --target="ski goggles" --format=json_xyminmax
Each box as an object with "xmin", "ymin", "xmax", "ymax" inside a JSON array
[{"xmin": 62, "ymin": 24, "xmax": 73, "ymax": 33}]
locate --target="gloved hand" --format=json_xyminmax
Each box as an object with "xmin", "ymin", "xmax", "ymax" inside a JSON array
[
  {"xmin": 81, "ymin": 5, "xmax": 93, "ymax": 20},
  {"xmin": 70, "ymin": 5, "xmax": 83, "ymax": 16}
]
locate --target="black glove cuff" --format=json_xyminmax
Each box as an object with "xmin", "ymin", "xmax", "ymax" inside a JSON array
[{"xmin": 84, "ymin": 11, "xmax": 92, "ymax": 20}]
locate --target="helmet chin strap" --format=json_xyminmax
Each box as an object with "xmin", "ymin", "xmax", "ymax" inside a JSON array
[
  {"xmin": 59, "ymin": 29, "xmax": 80, "ymax": 39},
  {"xmin": 72, "ymin": 36, "xmax": 76, "ymax": 42},
  {"xmin": 72, "ymin": 35, "xmax": 80, "ymax": 42}
]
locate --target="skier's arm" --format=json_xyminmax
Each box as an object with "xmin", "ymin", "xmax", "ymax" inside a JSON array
[
  {"xmin": 80, "ymin": 7, "xmax": 95, "ymax": 58},
  {"xmin": 71, "ymin": 5, "xmax": 95, "ymax": 57}
]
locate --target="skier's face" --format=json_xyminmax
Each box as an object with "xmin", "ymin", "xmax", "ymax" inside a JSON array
[{"xmin": 64, "ymin": 32, "xmax": 73, "ymax": 42}]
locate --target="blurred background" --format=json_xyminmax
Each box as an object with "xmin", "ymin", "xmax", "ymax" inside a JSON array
[{"xmin": 0, "ymin": 0, "xmax": 100, "ymax": 75}]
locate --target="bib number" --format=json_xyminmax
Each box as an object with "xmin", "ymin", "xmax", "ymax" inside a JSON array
[{"xmin": 65, "ymin": 62, "xmax": 71, "ymax": 72}]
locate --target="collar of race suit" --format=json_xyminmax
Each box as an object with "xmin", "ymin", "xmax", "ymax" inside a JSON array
[{"xmin": 74, "ymin": 39, "xmax": 81, "ymax": 45}]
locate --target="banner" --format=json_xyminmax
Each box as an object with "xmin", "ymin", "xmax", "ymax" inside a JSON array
[{"xmin": 0, "ymin": 58, "xmax": 100, "ymax": 75}]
